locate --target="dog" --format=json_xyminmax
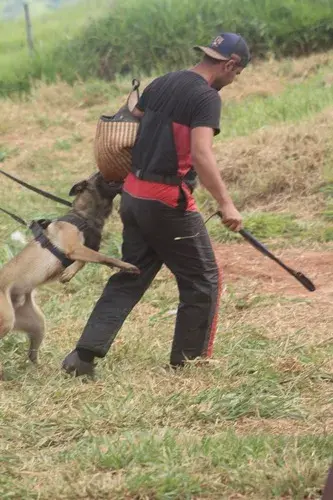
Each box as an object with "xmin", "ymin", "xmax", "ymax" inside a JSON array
[{"xmin": 0, "ymin": 172, "xmax": 139, "ymax": 368}]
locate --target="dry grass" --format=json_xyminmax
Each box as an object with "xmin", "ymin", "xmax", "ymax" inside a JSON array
[
  {"xmin": 214, "ymin": 108, "xmax": 333, "ymax": 212},
  {"xmin": 222, "ymin": 50, "xmax": 333, "ymax": 102},
  {"xmin": 1, "ymin": 258, "xmax": 333, "ymax": 498},
  {"xmin": 1, "ymin": 51, "xmax": 333, "ymax": 499}
]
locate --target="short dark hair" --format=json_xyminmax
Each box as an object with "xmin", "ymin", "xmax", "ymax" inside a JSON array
[{"xmin": 203, "ymin": 54, "xmax": 222, "ymax": 66}]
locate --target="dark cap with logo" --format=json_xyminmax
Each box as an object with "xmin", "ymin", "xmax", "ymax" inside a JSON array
[{"xmin": 194, "ymin": 32, "xmax": 251, "ymax": 68}]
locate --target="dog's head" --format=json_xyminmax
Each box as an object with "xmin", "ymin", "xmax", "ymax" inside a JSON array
[
  {"xmin": 69, "ymin": 172, "xmax": 123, "ymax": 221},
  {"xmin": 69, "ymin": 173, "xmax": 123, "ymax": 198}
]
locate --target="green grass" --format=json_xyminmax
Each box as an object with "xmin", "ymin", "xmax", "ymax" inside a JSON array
[
  {"xmin": 220, "ymin": 68, "xmax": 333, "ymax": 139},
  {"xmin": 0, "ymin": 143, "xmax": 19, "ymax": 162},
  {"xmin": 1, "ymin": 0, "xmax": 80, "ymax": 20},
  {"xmin": 67, "ymin": 0, "xmax": 333, "ymax": 77},
  {"xmin": 0, "ymin": 0, "xmax": 109, "ymax": 54},
  {"xmin": 0, "ymin": 263, "xmax": 333, "ymax": 497},
  {"xmin": 1, "ymin": 423, "xmax": 331, "ymax": 498},
  {"xmin": 204, "ymin": 211, "xmax": 333, "ymax": 245},
  {"xmin": 0, "ymin": 0, "xmax": 111, "ymax": 94},
  {"xmin": 1, "ymin": 0, "xmax": 333, "ymax": 95},
  {"xmin": 0, "ymin": 252, "xmax": 332, "ymax": 498},
  {"xmin": 1, "ymin": 51, "xmax": 333, "ymax": 498}
]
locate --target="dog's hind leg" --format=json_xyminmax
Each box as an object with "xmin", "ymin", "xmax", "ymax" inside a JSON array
[
  {"xmin": 0, "ymin": 290, "xmax": 15, "ymax": 339},
  {"xmin": 14, "ymin": 292, "xmax": 45, "ymax": 363}
]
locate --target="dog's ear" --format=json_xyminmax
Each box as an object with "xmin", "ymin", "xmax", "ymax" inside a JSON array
[{"xmin": 69, "ymin": 180, "xmax": 88, "ymax": 196}]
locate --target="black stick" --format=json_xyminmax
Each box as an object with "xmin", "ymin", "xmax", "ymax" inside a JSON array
[
  {"xmin": 213, "ymin": 211, "xmax": 316, "ymax": 292},
  {"xmin": 239, "ymin": 229, "xmax": 315, "ymax": 292}
]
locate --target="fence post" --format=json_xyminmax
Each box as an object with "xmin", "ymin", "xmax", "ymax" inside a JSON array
[{"xmin": 23, "ymin": 2, "xmax": 34, "ymax": 56}]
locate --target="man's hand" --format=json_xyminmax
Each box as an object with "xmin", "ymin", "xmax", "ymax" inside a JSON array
[{"xmin": 219, "ymin": 202, "xmax": 242, "ymax": 232}]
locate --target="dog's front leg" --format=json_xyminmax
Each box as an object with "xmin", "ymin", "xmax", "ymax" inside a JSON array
[
  {"xmin": 66, "ymin": 244, "xmax": 140, "ymax": 274},
  {"xmin": 59, "ymin": 261, "xmax": 85, "ymax": 283},
  {"xmin": 51, "ymin": 223, "xmax": 139, "ymax": 274}
]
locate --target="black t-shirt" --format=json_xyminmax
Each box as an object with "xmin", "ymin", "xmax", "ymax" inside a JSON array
[
  {"xmin": 132, "ymin": 70, "xmax": 221, "ymax": 181},
  {"xmin": 137, "ymin": 70, "xmax": 221, "ymax": 133}
]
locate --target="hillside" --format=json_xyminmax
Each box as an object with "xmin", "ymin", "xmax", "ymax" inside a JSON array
[
  {"xmin": 1, "ymin": 0, "xmax": 333, "ymax": 96},
  {"xmin": 0, "ymin": 50, "xmax": 333, "ymax": 498}
]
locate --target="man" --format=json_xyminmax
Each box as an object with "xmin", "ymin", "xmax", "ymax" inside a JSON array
[{"xmin": 62, "ymin": 32, "xmax": 251, "ymax": 377}]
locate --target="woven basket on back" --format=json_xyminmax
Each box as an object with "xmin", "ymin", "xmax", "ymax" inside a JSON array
[{"xmin": 94, "ymin": 79, "xmax": 141, "ymax": 182}]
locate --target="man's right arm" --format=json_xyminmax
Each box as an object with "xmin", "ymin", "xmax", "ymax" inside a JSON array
[
  {"xmin": 131, "ymin": 106, "xmax": 144, "ymax": 119},
  {"xmin": 131, "ymin": 79, "xmax": 157, "ymax": 119},
  {"xmin": 191, "ymin": 126, "xmax": 242, "ymax": 232}
]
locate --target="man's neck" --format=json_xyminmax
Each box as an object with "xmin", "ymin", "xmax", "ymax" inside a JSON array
[{"xmin": 188, "ymin": 63, "xmax": 214, "ymax": 86}]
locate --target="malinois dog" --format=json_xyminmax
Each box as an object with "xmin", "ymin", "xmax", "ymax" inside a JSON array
[{"xmin": 0, "ymin": 173, "xmax": 139, "ymax": 369}]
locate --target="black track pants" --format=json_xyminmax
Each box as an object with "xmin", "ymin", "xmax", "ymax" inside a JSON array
[{"xmin": 76, "ymin": 192, "xmax": 222, "ymax": 365}]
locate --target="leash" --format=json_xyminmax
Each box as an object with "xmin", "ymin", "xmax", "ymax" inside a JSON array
[
  {"xmin": 0, "ymin": 206, "xmax": 74, "ymax": 268},
  {"xmin": 0, "ymin": 206, "xmax": 29, "ymax": 227},
  {"xmin": 0, "ymin": 168, "xmax": 72, "ymax": 207}
]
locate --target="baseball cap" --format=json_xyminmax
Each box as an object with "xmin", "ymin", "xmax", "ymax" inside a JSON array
[{"xmin": 194, "ymin": 32, "xmax": 251, "ymax": 68}]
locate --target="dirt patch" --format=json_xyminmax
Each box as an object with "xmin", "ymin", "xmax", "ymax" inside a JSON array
[{"xmin": 214, "ymin": 243, "xmax": 333, "ymax": 301}]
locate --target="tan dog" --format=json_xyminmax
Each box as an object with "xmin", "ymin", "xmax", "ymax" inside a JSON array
[{"xmin": 0, "ymin": 173, "xmax": 138, "ymax": 366}]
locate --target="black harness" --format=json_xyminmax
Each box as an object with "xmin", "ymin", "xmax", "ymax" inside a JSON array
[
  {"xmin": 0, "ymin": 208, "xmax": 101, "ymax": 269},
  {"xmin": 30, "ymin": 220, "xmax": 74, "ymax": 268},
  {"xmin": 56, "ymin": 213, "xmax": 102, "ymax": 252},
  {"xmin": 0, "ymin": 169, "xmax": 105, "ymax": 269}
]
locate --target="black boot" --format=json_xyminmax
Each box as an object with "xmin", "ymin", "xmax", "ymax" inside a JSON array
[{"xmin": 62, "ymin": 349, "xmax": 96, "ymax": 378}]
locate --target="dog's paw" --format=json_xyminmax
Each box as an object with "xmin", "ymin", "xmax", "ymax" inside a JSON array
[
  {"xmin": 59, "ymin": 269, "xmax": 75, "ymax": 283},
  {"xmin": 28, "ymin": 349, "xmax": 39, "ymax": 364}
]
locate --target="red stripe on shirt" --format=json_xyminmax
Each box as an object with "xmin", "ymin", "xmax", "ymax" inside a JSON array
[
  {"xmin": 172, "ymin": 122, "xmax": 192, "ymax": 177},
  {"xmin": 123, "ymin": 173, "xmax": 197, "ymax": 211},
  {"xmin": 124, "ymin": 121, "xmax": 197, "ymax": 210}
]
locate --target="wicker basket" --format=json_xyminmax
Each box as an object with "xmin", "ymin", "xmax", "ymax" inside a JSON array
[{"xmin": 94, "ymin": 80, "xmax": 141, "ymax": 182}]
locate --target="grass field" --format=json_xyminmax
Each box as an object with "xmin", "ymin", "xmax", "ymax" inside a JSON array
[
  {"xmin": 1, "ymin": 0, "xmax": 333, "ymax": 96},
  {"xmin": 1, "ymin": 51, "xmax": 333, "ymax": 498},
  {"xmin": 0, "ymin": 0, "xmax": 111, "ymax": 94}
]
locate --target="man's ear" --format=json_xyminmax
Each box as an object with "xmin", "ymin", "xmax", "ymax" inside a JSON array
[
  {"xmin": 224, "ymin": 59, "xmax": 237, "ymax": 72},
  {"xmin": 69, "ymin": 180, "xmax": 88, "ymax": 196}
]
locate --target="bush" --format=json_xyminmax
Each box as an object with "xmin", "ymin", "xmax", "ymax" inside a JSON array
[
  {"xmin": 1, "ymin": 0, "xmax": 333, "ymax": 95},
  {"xmin": 50, "ymin": 0, "xmax": 333, "ymax": 80}
]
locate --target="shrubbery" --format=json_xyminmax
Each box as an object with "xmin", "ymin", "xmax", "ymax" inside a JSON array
[{"xmin": 1, "ymin": 0, "xmax": 333, "ymax": 96}]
